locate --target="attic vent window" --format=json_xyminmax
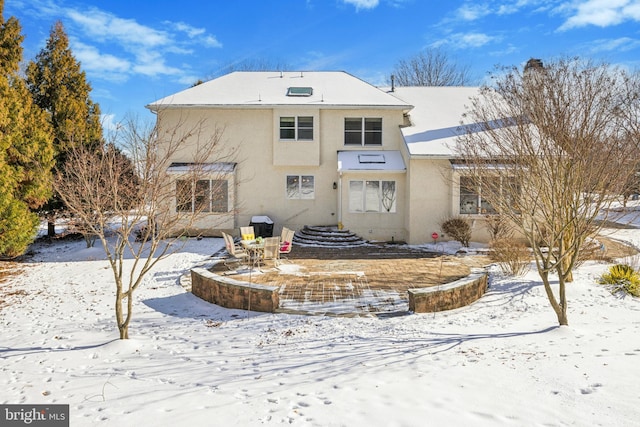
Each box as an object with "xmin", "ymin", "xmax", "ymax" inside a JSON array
[
  {"xmin": 287, "ymin": 87, "xmax": 313, "ymax": 97},
  {"xmin": 358, "ymin": 154, "xmax": 385, "ymax": 164}
]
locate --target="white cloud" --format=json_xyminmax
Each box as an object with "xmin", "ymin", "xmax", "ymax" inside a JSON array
[
  {"xmin": 342, "ymin": 0, "xmax": 380, "ymax": 10},
  {"xmin": 132, "ymin": 50, "xmax": 184, "ymax": 77},
  {"xmin": 42, "ymin": 4, "xmax": 222, "ymax": 83},
  {"xmin": 67, "ymin": 9, "xmax": 170, "ymax": 48},
  {"xmin": 559, "ymin": 0, "xmax": 640, "ymax": 30},
  {"xmin": 167, "ymin": 21, "xmax": 223, "ymax": 48},
  {"xmin": 586, "ymin": 37, "xmax": 640, "ymax": 53},
  {"xmin": 71, "ymin": 40, "xmax": 131, "ymax": 82},
  {"xmin": 456, "ymin": 3, "xmax": 491, "ymax": 21},
  {"xmin": 433, "ymin": 32, "xmax": 498, "ymax": 49}
]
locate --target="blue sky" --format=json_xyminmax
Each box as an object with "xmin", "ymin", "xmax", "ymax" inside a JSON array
[{"xmin": 5, "ymin": 0, "xmax": 640, "ymax": 131}]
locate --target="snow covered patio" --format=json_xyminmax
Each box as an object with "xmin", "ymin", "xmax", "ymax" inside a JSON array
[{"xmin": 202, "ymin": 242, "xmax": 489, "ymax": 316}]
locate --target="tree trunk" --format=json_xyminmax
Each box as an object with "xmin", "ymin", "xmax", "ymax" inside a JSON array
[{"xmin": 541, "ymin": 271, "xmax": 569, "ymax": 326}]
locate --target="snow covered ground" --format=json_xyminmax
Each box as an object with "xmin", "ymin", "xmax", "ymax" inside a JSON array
[{"xmin": 2, "ymin": 220, "xmax": 640, "ymax": 426}]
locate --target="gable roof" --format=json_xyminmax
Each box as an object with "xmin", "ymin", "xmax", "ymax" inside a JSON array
[
  {"xmin": 147, "ymin": 71, "xmax": 412, "ymax": 111},
  {"xmin": 389, "ymin": 86, "xmax": 482, "ymax": 158}
]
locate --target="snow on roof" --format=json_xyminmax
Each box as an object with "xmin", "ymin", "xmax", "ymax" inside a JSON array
[
  {"xmin": 337, "ymin": 150, "xmax": 406, "ymax": 172},
  {"xmin": 147, "ymin": 71, "xmax": 412, "ymax": 110},
  {"xmin": 167, "ymin": 162, "xmax": 237, "ymax": 173},
  {"xmin": 388, "ymin": 86, "xmax": 483, "ymax": 158}
]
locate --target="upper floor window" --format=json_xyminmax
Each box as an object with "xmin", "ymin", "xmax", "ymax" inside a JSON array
[
  {"xmin": 176, "ymin": 179, "xmax": 228, "ymax": 213},
  {"xmin": 345, "ymin": 118, "xmax": 382, "ymax": 146},
  {"xmin": 286, "ymin": 175, "xmax": 315, "ymax": 199},
  {"xmin": 280, "ymin": 116, "xmax": 314, "ymax": 141}
]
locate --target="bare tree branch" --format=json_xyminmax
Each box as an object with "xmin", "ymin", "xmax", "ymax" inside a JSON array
[
  {"xmin": 455, "ymin": 57, "xmax": 640, "ymax": 325},
  {"xmin": 55, "ymin": 115, "xmax": 234, "ymax": 338},
  {"xmin": 390, "ymin": 48, "xmax": 472, "ymax": 86}
]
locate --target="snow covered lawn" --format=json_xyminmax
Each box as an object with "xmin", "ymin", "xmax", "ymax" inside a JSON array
[{"xmin": 1, "ymin": 231, "xmax": 639, "ymax": 426}]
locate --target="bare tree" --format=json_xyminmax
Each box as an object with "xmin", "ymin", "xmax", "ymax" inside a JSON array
[
  {"xmin": 390, "ymin": 48, "xmax": 472, "ymax": 86},
  {"xmin": 455, "ymin": 58, "xmax": 640, "ymax": 326},
  {"xmin": 55, "ymin": 115, "xmax": 233, "ymax": 339}
]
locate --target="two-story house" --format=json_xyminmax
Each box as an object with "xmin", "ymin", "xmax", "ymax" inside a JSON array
[{"xmin": 146, "ymin": 71, "xmax": 491, "ymax": 244}]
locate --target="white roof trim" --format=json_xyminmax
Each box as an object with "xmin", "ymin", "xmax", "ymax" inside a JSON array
[{"xmin": 337, "ymin": 151, "xmax": 406, "ymax": 173}]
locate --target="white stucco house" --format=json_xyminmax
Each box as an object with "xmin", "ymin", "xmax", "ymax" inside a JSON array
[{"xmin": 146, "ymin": 71, "xmax": 493, "ymax": 244}]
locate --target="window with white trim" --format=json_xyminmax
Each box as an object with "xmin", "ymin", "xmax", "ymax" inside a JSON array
[
  {"xmin": 176, "ymin": 179, "xmax": 228, "ymax": 213},
  {"xmin": 349, "ymin": 180, "xmax": 396, "ymax": 212},
  {"xmin": 459, "ymin": 176, "xmax": 501, "ymax": 215},
  {"xmin": 286, "ymin": 175, "xmax": 315, "ymax": 199},
  {"xmin": 280, "ymin": 116, "xmax": 313, "ymax": 140},
  {"xmin": 344, "ymin": 117, "xmax": 382, "ymax": 146}
]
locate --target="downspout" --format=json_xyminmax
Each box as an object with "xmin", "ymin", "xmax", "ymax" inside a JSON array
[{"xmin": 337, "ymin": 173, "xmax": 343, "ymax": 229}]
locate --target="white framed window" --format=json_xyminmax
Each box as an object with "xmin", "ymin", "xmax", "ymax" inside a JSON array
[
  {"xmin": 280, "ymin": 116, "xmax": 313, "ymax": 140},
  {"xmin": 286, "ymin": 175, "xmax": 315, "ymax": 199},
  {"xmin": 176, "ymin": 179, "xmax": 228, "ymax": 213},
  {"xmin": 349, "ymin": 180, "xmax": 396, "ymax": 212},
  {"xmin": 344, "ymin": 117, "xmax": 382, "ymax": 146},
  {"xmin": 459, "ymin": 176, "xmax": 502, "ymax": 215}
]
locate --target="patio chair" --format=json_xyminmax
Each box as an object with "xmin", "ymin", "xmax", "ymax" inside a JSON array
[
  {"xmin": 240, "ymin": 226, "xmax": 255, "ymax": 241},
  {"xmin": 278, "ymin": 227, "xmax": 295, "ymax": 262},
  {"xmin": 262, "ymin": 237, "xmax": 280, "ymax": 267},
  {"xmin": 221, "ymin": 232, "xmax": 249, "ymax": 269}
]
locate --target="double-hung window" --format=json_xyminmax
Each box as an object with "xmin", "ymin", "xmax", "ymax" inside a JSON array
[
  {"xmin": 286, "ymin": 175, "xmax": 315, "ymax": 199},
  {"xmin": 349, "ymin": 180, "xmax": 396, "ymax": 213},
  {"xmin": 344, "ymin": 118, "xmax": 382, "ymax": 146},
  {"xmin": 280, "ymin": 116, "xmax": 314, "ymax": 141},
  {"xmin": 176, "ymin": 179, "xmax": 229, "ymax": 213}
]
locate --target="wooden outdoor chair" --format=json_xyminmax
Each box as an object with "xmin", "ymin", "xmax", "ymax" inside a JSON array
[{"xmin": 221, "ymin": 232, "xmax": 249, "ymax": 269}]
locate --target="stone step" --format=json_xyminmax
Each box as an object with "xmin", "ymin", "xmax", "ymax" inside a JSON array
[{"xmin": 293, "ymin": 225, "xmax": 368, "ymax": 247}]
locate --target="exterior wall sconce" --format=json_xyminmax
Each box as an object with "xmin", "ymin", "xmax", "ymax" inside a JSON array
[{"xmin": 333, "ymin": 182, "xmax": 338, "ymax": 190}]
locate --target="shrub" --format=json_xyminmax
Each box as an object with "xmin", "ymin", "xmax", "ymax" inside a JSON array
[
  {"xmin": 489, "ymin": 237, "xmax": 531, "ymax": 276},
  {"xmin": 598, "ymin": 264, "xmax": 640, "ymax": 297},
  {"xmin": 484, "ymin": 215, "xmax": 512, "ymax": 241},
  {"xmin": 441, "ymin": 217, "xmax": 471, "ymax": 247}
]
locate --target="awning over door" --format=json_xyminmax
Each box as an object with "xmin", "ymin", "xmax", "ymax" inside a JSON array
[{"xmin": 337, "ymin": 151, "xmax": 406, "ymax": 173}]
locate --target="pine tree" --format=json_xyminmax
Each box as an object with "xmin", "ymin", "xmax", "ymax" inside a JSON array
[
  {"xmin": 0, "ymin": 3, "xmax": 54, "ymax": 257},
  {"xmin": 26, "ymin": 20, "xmax": 103, "ymax": 236}
]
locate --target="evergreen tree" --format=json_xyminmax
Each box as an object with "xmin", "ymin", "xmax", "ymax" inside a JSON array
[
  {"xmin": 26, "ymin": 20, "xmax": 103, "ymax": 236},
  {"xmin": 0, "ymin": 2, "xmax": 54, "ymax": 257}
]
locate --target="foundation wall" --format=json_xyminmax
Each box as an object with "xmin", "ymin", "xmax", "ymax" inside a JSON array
[
  {"xmin": 191, "ymin": 267, "xmax": 280, "ymax": 312},
  {"xmin": 408, "ymin": 269, "xmax": 488, "ymax": 313}
]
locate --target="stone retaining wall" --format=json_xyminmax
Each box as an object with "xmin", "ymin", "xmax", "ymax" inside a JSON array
[
  {"xmin": 191, "ymin": 267, "xmax": 280, "ymax": 312},
  {"xmin": 408, "ymin": 268, "xmax": 488, "ymax": 313}
]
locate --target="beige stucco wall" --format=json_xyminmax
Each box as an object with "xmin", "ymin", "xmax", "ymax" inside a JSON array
[
  {"xmin": 403, "ymin": 158, "xmax": 494, "ymax": 244},
  {"xmin": 404, "ymin": 157, "xmax": 452, "ymax": 244},
  {"xmin": 155, "ymin": 106, "xmax": 410, "ymax": 240}
]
